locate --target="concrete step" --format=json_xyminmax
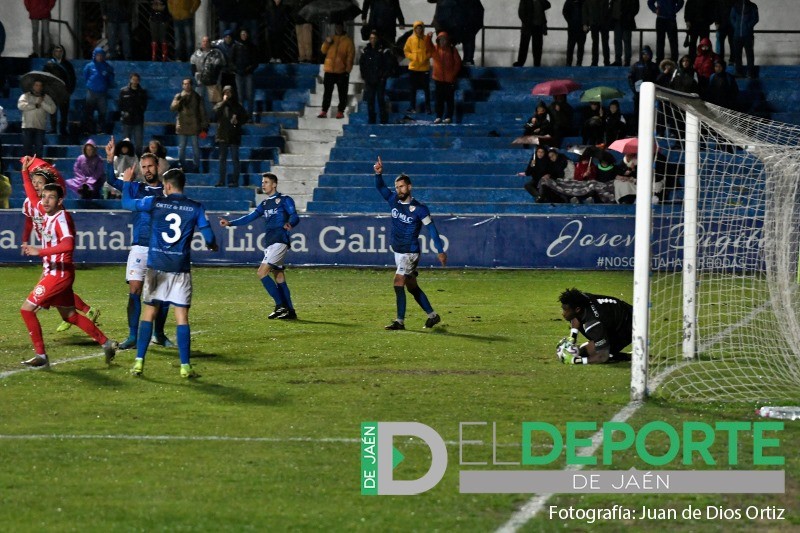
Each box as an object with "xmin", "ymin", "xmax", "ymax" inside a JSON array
[
  {"xmin": 284, "ymin": 140, "xmax": 336, "ymax": 155},
  {"xmin": 297, "ymin": 116, "xmax": 347, "ymax": 131},
  {"xmin": 279, "ymin": 153, "xmax": 329, "ymax": 166},
  {"xmin": 284, "ymin": 129, "xmax": 342, "ymax": 142},
  {"xmin": 271, "ymin": 165, "xmax": 324, "ymax": 182}
]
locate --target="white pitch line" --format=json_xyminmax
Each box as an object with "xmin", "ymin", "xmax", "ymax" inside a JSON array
[
  {"xmin": 0, "ymin": 330, "xmax": 206, "ymax": 380},
  {"xmin": 494, "ymin": 401, "xmax": 643, "ymax": 533}
]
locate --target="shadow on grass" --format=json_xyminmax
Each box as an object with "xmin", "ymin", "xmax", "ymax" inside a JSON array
[
  {"xmin": 411, "ymin": 327, "xmax": 511, "ymax": 342},
  {"xmin": 58, "ymin": 366, "xmax": 128, "ymax": 387},
  {"xmin": 128, "ymin": 372, "xmax": 290, "ymax": 407},
  {"xmin": 283, "ymin": 319, "xmax": 359, "ymax": 327}
]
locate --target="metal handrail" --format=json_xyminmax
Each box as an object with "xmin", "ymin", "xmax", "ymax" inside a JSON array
[{"xmin": 50, "ymin": 18, "xmax": 79, "ymax": 57}]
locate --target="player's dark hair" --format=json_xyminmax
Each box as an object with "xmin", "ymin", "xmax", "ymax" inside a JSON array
[
  {"xmin": 140, "ymin": 152, "xmax": 158, "ymax": 165},
  {"xmin": 42, "ymin": 183, "xmax": 64, "ymax": 199},
  {"xmin": 395, "ymin": 173, "xmax": 411, "ymax": 185},
  {"xmin": 262, "ymin": 172, "xmax": 278, "ymax": 184},
  {"xmin": 559, "ymin": 288, "xmax": 589, "ymax": 309},
  {"xmin": 163, "ymin": 168, "xmax": 186, "ymax": 190}
]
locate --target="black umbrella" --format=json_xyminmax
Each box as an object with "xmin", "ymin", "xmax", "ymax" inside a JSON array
[
  {"xmin": 20, "ymin": 71, "xmax": 69, "ymax": 107},
  {"xmin": 298, "ymin": 0, "xmax": 362, "ymax": 23}
]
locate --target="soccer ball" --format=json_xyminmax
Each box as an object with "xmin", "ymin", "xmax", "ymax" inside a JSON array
[{"xmin": 556, "ymin": 338, "xmax": 579, "ymax": 364}]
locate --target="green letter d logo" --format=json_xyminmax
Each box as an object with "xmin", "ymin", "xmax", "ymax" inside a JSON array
[{"xmin": 377, "ymin": 422, "xmax": 447, "ymax": 495}]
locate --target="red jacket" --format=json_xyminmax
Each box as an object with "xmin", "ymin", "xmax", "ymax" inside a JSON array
[
  {"xmin": 25, "ymin": 0, "xmax": 56, "ymax": 19},
  {"xmin": 426, "ymin": 33, "xmax": 462, "ymax": 83},
  {"xmin": 693, "ymin": 37, "xmax": 719, "ymax": 81}
]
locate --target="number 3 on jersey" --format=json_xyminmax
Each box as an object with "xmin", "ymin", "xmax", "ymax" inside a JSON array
[{"xmin": 162, "ymin": 213, "xmax": 183, "ymax": 244}]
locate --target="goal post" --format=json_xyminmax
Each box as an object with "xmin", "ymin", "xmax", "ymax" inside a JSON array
[{"xmin": 631, "ymin": 82, "xmax": 800, "ymax": 402}]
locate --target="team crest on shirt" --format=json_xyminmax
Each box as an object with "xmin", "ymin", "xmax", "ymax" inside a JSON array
[
  {"xmin": 276, "ymin": 198, "xmax": 281, "ymax": 204},
  {"xmin": 409, "ymin": 206, "xmax": 416, "ymax": 212},
  {"xmin": 34, "ymin": 284, "xmax": 46, "ymax": 298}
]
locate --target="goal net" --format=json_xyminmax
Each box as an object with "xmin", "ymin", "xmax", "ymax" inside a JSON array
[{"xmin": 631, "ymin": 82, "xmax": 800, "ymax": 402}]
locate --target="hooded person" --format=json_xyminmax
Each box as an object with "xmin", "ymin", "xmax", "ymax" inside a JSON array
[
  {"xmin": 670, "ymin": 54, "xmax": 700, "ymax": 93},
  {"xmin": 403, "ymin": 21, "xmax": 433, "ymax": 114},
  {"xmin": 693, "ymin": 36, "xmax": 719, "ymax": 86},
  {"xmin": 68, "ymin": 139, "xmax": 106, "ymax": 199},
  {"xmin": 426, "ymin": 31, "xmax": 461, "ymax": 124},
  {"xmin": 82, "ymin": 46, "xmax": 115, "ymax": 134},
  {"xmin": 522, "ymin": 145, "xmax": 552, "ymax": 200},
  {"xmin": 604, "ymin": 99, "xmax": 627, "ymax": 144},
  {"xmin": 657, "ymin": 58, "xmax": 677, "ymax": 87}
]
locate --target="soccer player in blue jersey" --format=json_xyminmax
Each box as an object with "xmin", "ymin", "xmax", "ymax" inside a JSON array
[
  {"xmin": 374, "ymin": 156, "xmax": 447, "ymax": 330},
  {"xmin": 219, "ymin": 172, "xmax": 301, "ymax": 319},
  {"xmin": 122, "ymin": 167, "xmax": 218, "ymax": 378},
  {"xmin": 104, "ymin": 137, "xmax": 173, "ymax": 350}
]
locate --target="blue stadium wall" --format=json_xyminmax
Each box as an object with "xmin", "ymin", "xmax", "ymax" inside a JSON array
[{"xmin": 0, "ymin": 210, "xmax": 761, "ymax": 270}]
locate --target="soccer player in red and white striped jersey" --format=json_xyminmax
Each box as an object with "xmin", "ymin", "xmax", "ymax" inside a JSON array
[
  {"xmin": 19, "ymin": 182, "xmax": 118, "ymax": 368},
  {"xmin": 20, "ymin": 156, "xmax": 101, "ymax": 333}
]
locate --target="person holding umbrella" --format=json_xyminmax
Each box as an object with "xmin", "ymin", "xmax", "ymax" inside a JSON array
[
  {"xmin": 17, "ymin": 79, "xmax": 56, "ymax": 157},
  {"xmin": 44, "ymin": 45, "xmax": 76, "ymax": 135}
]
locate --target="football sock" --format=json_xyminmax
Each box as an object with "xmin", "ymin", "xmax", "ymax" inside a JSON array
[
  {"xmin": 261, "ymin": 276, "xmax": 285, "ymax": 306},
  {"xmin": 407, "ymin": 285, "xmax": 434, "ymax": 314},
  {"xmin": 21, "ymin": 309, "xmax": 45, "ymax": 355},
  {"xmin": 128, "ymin": 293, "xmax": 141, "ymax": 339},
  {"xmin": 176, "ymin": 324, "xmax": 190, "ymax": 365},
  {"xmin": 67, "ymin": 312, "xmax": 107, "ymax": 345},
  {"xmin": 277, "ymin": 282, "xmax": 294, "ymax": 310},
  {"xmin": 394, "ymin": 285, "xmax": 406, "ymax": 320},
  {"xmin": 154, "ymin": 303, "xmax": 170, "ymax": 338},
  {"xmin": 73, "ymin": 293, "xmax": 90, "ymax": 313},
  {"xmin": 137, "ymin": 321, "xmax": 153, "ymax": 361}
]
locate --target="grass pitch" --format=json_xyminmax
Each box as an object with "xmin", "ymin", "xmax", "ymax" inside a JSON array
[{"xmin": 0, "ymin": 266, "xmax": 797, "ymax": 531}]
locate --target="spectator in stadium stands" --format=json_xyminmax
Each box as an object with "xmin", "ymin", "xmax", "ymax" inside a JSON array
[
  {"xmin": 713, "ymin": 0, "xmax": 734, "ymax": 63},
  {"xmin": 521, "ymin": 145, "xmax": 552, "ymax": 200},
  {"xmin": 82, "ymin": 47, "xmax": 114, "ymax": 135},
  {"xmin": 593, "ymin": 152, "xmax": 618, "ymax": 203},
  {"xmin": 429, "ymin": 0, "xmax": 483, "ymax": 67},
  {"xmin": 102, "ymin": 0, "xmax": 132, "ymax": 60},
  {"xmin": 44, "ymin": 45, "xmax": 76, "ymax": 135},
  {"xmin": 671, "ymin": 55, "xmax": 699, "ymax": 92},
  {"xmin": 647, "ymin": 0, "xmax": 684, "ymax": 63},
  {"xmin": 170, "ymin": 78, "xmax": 208, "ymax": 171},
  {"xmin": 514, "ymin": 0, "xmax": 550, "ymax": 67},
  {"xmin": 215, "ymin": 30, "xmax": 237, "ymax": 91},
  {"xmin": 581, "ymin": 101, "xmax": 604, "ymax": 145},
  {"xmin": 583, "ymin": 0, "xmax": 611, "ymax": 67},
  {"xmin": 266, "ymin": 0, "xmax": 294, "ymax": 64},
  {"xmin": 558, "ymin": 288, "xmax": 633, "ymax": 364},
  {"xmin": 693, "ymin": 37, "xmax": 719, "ymax": 88},
  {"xmin": 25, "ymin": 0, "xmax": 55, "ymax": 58},
  {"xmin": 548, "ymin": 94, "xmax": 574, "ymax": 147},
  {"xmin": 562, "ymin": 0, "xmax": 585, "ymax": 67},
  {"xmin": 213, "ymin": 0, "xmax": 238, "ymax": 38},
  {"xmin": 427, "ymin": 31, "xmax": 461, "ymax": 124},
  {"xmin": 238, "ymin": 0, "xmax": 263, "ymax": 49},
  {"xmin": 214, "ymin": 85, "xmax": 249, "ymax": 187},
  {"xmin": 106, "ymin": 137, "xmax": 139, "ymax": 197},
  {"xmin": 628, "ymin": 45, "xmax": 659, "ymax": 118},
  {"xmin": 706, "ymin": 58, "xmax": 738, "ymax": 108},
  {"xmin": 657, "ymin": 58, "xmax": 677, "ymax": 87},
  {"xmin": 18, "ymin": 80, "xmax": 56, "ymax": 157},
  {"xmin": 118, "ymin": 73, "xmax": 148, "ymax": 155},
  {"xmin": 0, "ymin": 174, "xmax": 9, "ymax": 209},
  {"xmin": 191, "ymin": 36, "xmax": 221, "ymax": 119},
  {"xmin": 523, "ymin": 101, "xmax": 554, "ymax": 146},
  {"xmin": 68, "ymin": 139, "xmax": 105, "ymax": 199},
  {"xmin": 360, "ymin": 30, "xmax": 392, "ymax": 125},
  {"xmin": 613, "ymin": 152, "xmax": 637, "ymax": 203},
  {"xmin": 292, "ymin": 1, "xmax": 313, "ymax": 63},
  {"xmin": 169, "ymin": 0, "xmax": 201, "ymax": 62},
  {"xmin": 149, "ymin": 0, "xmax": 170, "ymax": 61},
  {"xmin": 536, "ymin": 148, "xmax": 574, "ymax": 202},
  {"xmin": 611, "ymin": 0, "xmax": 639, "ymax": 67},
  {"xmin": 147, "ymin": 139, "xmax": 171, "ymax": 175},
  {"xmin": 233, "ymin": 29, "xmax": 259, "ymax": 115},
  {"xmin": 317, "ymin": 23, "xmax": 355, "ymax": 119},
  {"xmin": 574, "ymin": 147, "xmax": 598, "ymax": 182},
  {"xmin": 730, "ymin": 0, "xmax": 758, "ymax": 78},
  {"xmin": 404, "ymin": 21, "xmax": 432, "ymax": 114},
  {"xmin": 604, "ymin": 100, "xmax": 627, "ymax": 145},
  {"xmin": 684, "ymin": 0, "xmax": 714, "ymax": 60},
  {"xmin": 362, "ymin": 0, "xmax": 405, "ymax": 50}
]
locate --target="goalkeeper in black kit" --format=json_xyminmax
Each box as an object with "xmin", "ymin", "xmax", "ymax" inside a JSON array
[{"xmin": 557, "ymin": 288, "xmax": 633, "ymax": 365}]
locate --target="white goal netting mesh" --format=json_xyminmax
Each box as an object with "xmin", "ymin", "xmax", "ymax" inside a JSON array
[{"xmin": 644, "ymin": 88, "xmax": 800, "ymax": 401}]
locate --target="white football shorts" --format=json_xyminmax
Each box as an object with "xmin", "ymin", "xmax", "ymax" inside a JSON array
[
  {"xmin": 126, "ymin": 245, "xmax": 149, "ymax": 282},
  {"xmin": 261, "ymin": 242, "xmax": 289, "ymax": 270},
  {"xmin": 142, "ymin": 269, "xmax": 193, "ymax": 307},
  {"xmin": 394, "ymin": 252, "xmax": 420, "ymax": 276}
]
